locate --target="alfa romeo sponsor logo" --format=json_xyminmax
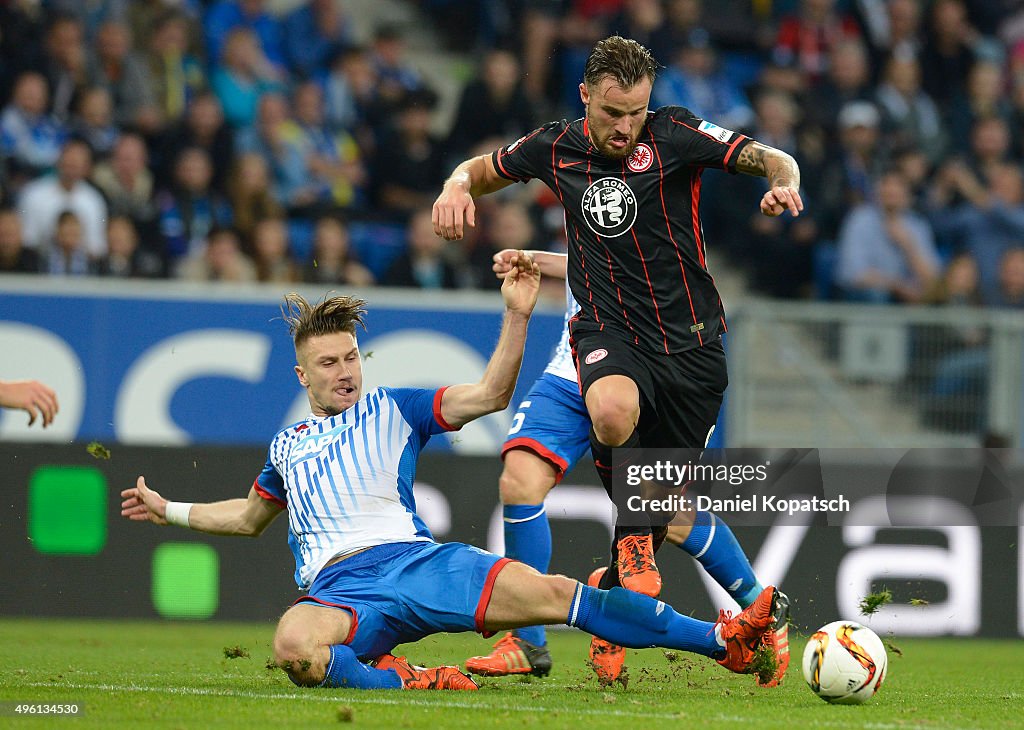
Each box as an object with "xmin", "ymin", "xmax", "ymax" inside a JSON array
[
  {"xmin": 580, "ymin": 177, "xmax": 637, "ymax": 238},
  {"xmin": 627, "ymin": 143, "xmax": 653, "ymax": 172}
]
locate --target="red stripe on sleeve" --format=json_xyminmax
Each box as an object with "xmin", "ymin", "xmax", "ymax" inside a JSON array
[
  {"xmin": 432, "ymin": 386, "xmax": 459, "ymax": 431},
  {"xmin": 252, "ymin": 479, "xmax": 286, "ymax": 508}
]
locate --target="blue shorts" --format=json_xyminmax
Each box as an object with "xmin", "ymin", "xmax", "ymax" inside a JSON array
[
  {"xmin": 501, "ymin": 372, "xmax": 591, "ymax": 481},
  {"xmin": 295, "ymin": 541, "xmax": 511, "ymax": 660}
]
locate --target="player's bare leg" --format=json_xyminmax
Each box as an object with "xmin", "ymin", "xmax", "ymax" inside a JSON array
[
  {"xmin": 585, "ymin": 375, "xmax": 661, "ymax": 598},
  {"xmin": 274, "ymin": 602, "xmax": 476, "ymax": 690},
  {"xmin": 483, "ymin": 562, "xmax": 781, "ymax": 682},
  {"xmin": 466, "ymin": 449, "xmax": 556, "ymax": 678}
]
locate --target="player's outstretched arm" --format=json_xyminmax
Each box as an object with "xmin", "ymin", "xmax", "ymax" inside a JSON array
[
  {"xmin": 0, "ymin": 379, "xmax": 59, "ymax": 427},
  {"xmin": 734, "ymin": 141, "xmax": 804, "ymax": 218},
  {"xmin": 492, "ymin": 249, "xmax": 567, "ymax": 279},
  {"xmin": 440, "ymin": 251, "xmax": 541, "ymax": 428},
  {"xmin": 433, "ymin": 154, "xmax": 514, "ymax": 240},
  {"xmin": 120, "ymin": 476, "xmax": 283, "ymax": 537}
]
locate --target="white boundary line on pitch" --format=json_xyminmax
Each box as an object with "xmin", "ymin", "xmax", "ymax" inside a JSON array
[{"xmin": 19, "ymin": 681, "xmax": 912, "ymax": 729}]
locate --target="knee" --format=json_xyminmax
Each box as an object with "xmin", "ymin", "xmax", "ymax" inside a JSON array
[
  {"xmin": 273, "ymin": 627, "xmax": 320, "ymax": 686},
  {"xmin": 587, "ymin": 389, "xmax": 638, "ymax": 446},
  {"xmin": 536, "ymin": 574, "xmax": 579, "ymax": 619},
  {"xmin": 499, "ymin": 465, "xmax": 551, "ymax": 505}
]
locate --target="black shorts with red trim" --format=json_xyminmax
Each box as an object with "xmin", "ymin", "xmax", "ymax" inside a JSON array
[
  {"xmin": 569, "ymin": 319, "xmax": 727, "ymax": 449},
  {"xmin": 293, "ymin": 541, "xmax": 512, "ymax": 660}
]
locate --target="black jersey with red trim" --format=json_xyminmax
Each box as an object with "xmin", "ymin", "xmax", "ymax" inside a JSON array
[{"xmin": 491, "ymin": 106, "xmax": 753, "ymax": 355}]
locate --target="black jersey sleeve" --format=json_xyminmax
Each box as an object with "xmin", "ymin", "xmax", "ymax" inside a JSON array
[
  {"xmin": 490, "ymin": 121, "xmax": 564, "ymax": 183},
  {"xmin": 660, "ymin": 107, "xmax": 753, "ymax": 174}
]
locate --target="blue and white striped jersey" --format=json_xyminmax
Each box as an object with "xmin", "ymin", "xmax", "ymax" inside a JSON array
[
  {"xmin": 544, "ymin": 277, "xmax": 580, "ymax": 383},
  {"xmin": 253, "ymin": 386, "xmax": 458, "ymax": 589}
]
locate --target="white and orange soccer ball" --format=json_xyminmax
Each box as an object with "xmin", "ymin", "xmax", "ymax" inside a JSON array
[{"xmin": 802, "ymin": 620, "xmax": 887, "ymax": 705}]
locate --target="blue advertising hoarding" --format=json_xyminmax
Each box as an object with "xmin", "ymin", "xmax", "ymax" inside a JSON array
[{"xmin": 0, "ymin": 277, "xmax": 565, "ymax": 452}]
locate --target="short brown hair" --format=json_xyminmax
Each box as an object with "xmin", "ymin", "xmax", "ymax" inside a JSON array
[
  {"xmin": 281, "ymin": 292, "xmax": 366, "ymax": 349},
  {"xmin": 583, "ymin": 36, "xmax": 659, "ymax": 89}
]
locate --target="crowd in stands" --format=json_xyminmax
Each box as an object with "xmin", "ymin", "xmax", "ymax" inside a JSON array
[{"xmin": 2, "ymin": 0, "xmax": 1024, "ymax": 315}]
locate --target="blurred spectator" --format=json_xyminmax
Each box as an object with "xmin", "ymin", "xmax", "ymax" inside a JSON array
[
  {"xmin": 158, "ymin": 92, "xmax": 235, "ymax": 195},
  {"xmin": 874, "ymin": 53, "xmax": 946, "ymax": 163},
  {"xmin": 204, "ymin": 0, "xmax": 285, "ymax": 72},
  {"xmin": 471, "ymin": 202, "xmax": 536, "ymax": 287},
  {"xmin": 211, "ymin": 27, "xmax": 284, "ymax": 128},
  {"xmin": 371, "ymin": 25, "xmax": 425, "ymax": 115},
  {"xmin": 301, "ymin": 215, "xmax": 374, "ymax": 286},
  {"xmin": 128, "ymin": 0, "xmax": 203, "ymax": 54},
  {"xmin": 836, "ymin": 169, "xmax": 941, "ymax": 302},
  {"xmin": 157, "ymin": 147, "xmax": 233, "ymax": 265},
  {"xmin": 772, "ymin": 0, "xmax": 861, "ymax": 85},
  {"xmin": 0, "ymin": 207, "xmax": 40, "ymax": 274},
  {"xmin": 965, "ymin": 116, "xmax": 1014, "ymax": 180},
  {"xmin": 991, "ymin": 247, "xmax": 1024, "ymax": 309},
  {"xmin": 321, "ymin": 45, "xmax": 380, "ymax": 136},
  {"xmin": 286, "ymin": 81, "xmax": 366, "ymax": 210},
  {"xmin": 609, "ymin": 0, "xmax": 664, "ymax": 51},
  {"xmin": 283, "ymin": 0, "xmax": 355, "ymax": 79},
  {"xmin": 178, "ymin": 226, "xmax": 256, "ymax": 282},
  {"xmin": 555, "ymin": 1, "xmax": 624, "ymax": 112},
  {"xmin": 42, "ymin": 15, "xmax": 89, "ymax": 122},
  {"xmin": 146, "ymin": 10, "xmax": 207, "ymax": 125},
  {"xmin": 947, "ymin": 60, "xmax": 1014, "ymax": 147},
  {"xmin": 859, "ymin": 0, "xmax": 923, "ymax": 74},
  {"xmin": 921, "ymin": 252, "xmax": 987, "ymax": 432},
  {"xmin": 95, "ymin": 215, "xmax": 163, "ymax": 278},
  {"xmin": 815, "ymin": 101, "xmax": 885, "ymax": 241},
  {"xmin": 0, "ymin": 1, "xmax": 47, "ymax": 105},
  {"xmin": 19, "ymin": 140, "xmax": 107, "ymax": 258},
  {"xmin": 237, "ymin": 92, "xmax": 315, "ymax": 211},
  {"xmin": 804, "ymin": 39, "xmax": 874, "ymax": 140},
  {"xmin": 928, "ymin": 161, "xmax": 1024, "ymax": 296},
  {"xmin": 920, "ymin": 0, "xmax": 979, "ymax": 110},
  {"xmin": 446, "ymin": 49, "xmax": 536, "ymax": 161},
  {"xmin": 383, "ymin": 208, "xmax": 461, "ymax": 289},
  {"xmin": 0, "ymin": 72, "xmax": 66, "ymax": 188},
  {"xmin": 924, "ymin": 252, "xmax": 983, "ymax": 306},
  {"xmin": 373, "ymin": 89, "xmax": 445, "ymax": 217},
  {"xmin": 70, "ymin": 87, "xmax": 120, "ymax": 161},
  {"xmin": 651, "ymin": 37, "xmax": 754, "ymax": 131},
  {"xmin": 87, "ymin": 21, "xmax": 161, "ymax": 133},
  {"xmin": 250, "ymin": 216, "xmax": 297, "ymax": 283},
  {"xmin": 227, "ymin": 152, "xmax": 283, "ymax": 243},
  {"xmin": 47, "ymin": 0, "xmax": 128, "ymax": 39},
  {"xmin": 518, "ymin": 1, "xmax": 564, "ymax": 104},
  {"xmin": 92, "ymin": 132, "xmax": 156, "ymax": 231},
  {"xmin": 43, "ymin": 210, "xmax": 92, "ymax": 276}
]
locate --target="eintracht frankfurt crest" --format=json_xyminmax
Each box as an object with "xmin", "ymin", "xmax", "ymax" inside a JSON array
[
  {"xmin": 580, "ymin": 177, "xmax": 638, "ymax": 238},
  {"xmin": 627, "ymin": 143, "xmax": 653, "ymax": 172}
]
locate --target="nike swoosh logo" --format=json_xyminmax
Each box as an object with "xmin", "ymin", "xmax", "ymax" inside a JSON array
[{"xmin": 558, "ymin": 158, "xmax": 584, "ymax": 169}]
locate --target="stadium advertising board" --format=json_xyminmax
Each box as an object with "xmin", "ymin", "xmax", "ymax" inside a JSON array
[
  {"xmin": 1, "ymin": 445, "xmax": 1020, "ymax": 638},
  {"xmin": 0, "ymin": 278, "xmax": 564, "ymax": 453}
]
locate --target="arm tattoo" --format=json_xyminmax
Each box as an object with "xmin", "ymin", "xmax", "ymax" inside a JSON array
[{"xmin": 736, "ymin": 141, "xmax": 800, "ymax": 189}]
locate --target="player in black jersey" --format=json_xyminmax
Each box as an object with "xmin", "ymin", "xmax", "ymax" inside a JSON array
[{"xmin": 434, "ymin": 36, "xmax": 800, "ymax": 684}]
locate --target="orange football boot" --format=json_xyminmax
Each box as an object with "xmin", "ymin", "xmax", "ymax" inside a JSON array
[
  {"xmin": 373, "ymin": 654, "xmax": 479, "ymax": 690},
  {"xmin": 464, "ymin": 632, "xmax": 552, "ymax": 677},
  {"xmin": 714, "ymin": 585, "xmax": 777, "ymax": 675},
  {"xmin": 616, "ymin": 534, "xmax": 661, "ymax": 598}
]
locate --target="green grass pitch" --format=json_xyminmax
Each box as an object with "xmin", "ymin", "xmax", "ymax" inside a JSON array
[{"xmin": 1, "ymin": 618, "xmax": 1021, "ymax": 729}]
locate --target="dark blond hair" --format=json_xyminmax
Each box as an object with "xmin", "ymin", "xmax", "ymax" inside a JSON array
[
  {"xmin": 281, "ymin": 292, "xmax": 366, "ymax": 349},
  {"xmin": 583, "ymin": 36, "xmax": 659, "ymax": 89}
]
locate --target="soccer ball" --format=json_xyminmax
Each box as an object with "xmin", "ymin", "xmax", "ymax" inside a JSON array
[{"xmin": 802, "ymin": 620, "xmax": 887, "ymax": 705}]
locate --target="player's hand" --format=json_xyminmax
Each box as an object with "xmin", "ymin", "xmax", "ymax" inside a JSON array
[
  {"xmin": 760, "ymin": 185, "xmax": 803, "ymax": 218},
  {"xmin": 500, "ymin": 250, "xmax": 541, "ymax": 316},
  {"xmin": 433, "ymin": 182, "xmax": 476, "ymax": 240},
  {"xmin": 120, "ymin": 476, "xmax": 169, "ymax": 525},
  {"xmin": 0, "ymin": 379, "xmax": 59, "ymax": 427},
  {"xmin": 492, "ymin": 248, "xmax": 518, "ymax": 278}
]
